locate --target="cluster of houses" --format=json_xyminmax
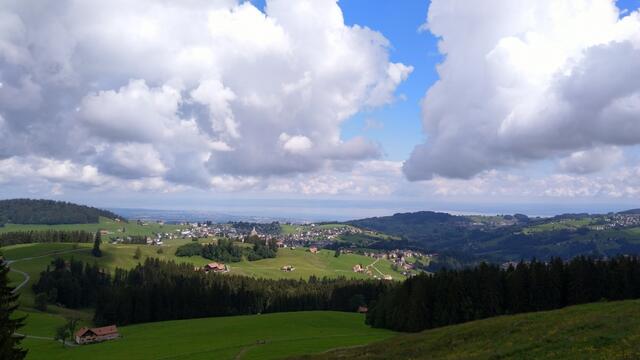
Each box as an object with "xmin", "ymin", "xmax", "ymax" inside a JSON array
[
  {"xmin": 591, "ymin": 214, "xmax": 640, "ymax": 230},
  {"xmin": 357, "ymin": 249, "xmax": 431, "ymax": 276}
]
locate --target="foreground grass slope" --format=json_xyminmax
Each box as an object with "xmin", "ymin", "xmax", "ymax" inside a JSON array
[
  {"xmin": 20, "ymin": 311, "xmax": 395, "ymax": 360},
  {"xmin": 295, "ymin": 300, "xmax": 640, "ymax": 360}
]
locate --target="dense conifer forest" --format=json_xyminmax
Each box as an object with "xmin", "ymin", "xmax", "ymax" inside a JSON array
[
  {"xmin": 0, "ymin": 199, "xmax": 123, "ymax": 225},
  {"xmin": 33, "ymin": 258, "xmax": 389, "ymax": 326},
  {"xmin": 367, "ymin": 256, "xmax": 640, "ymax": 332}
]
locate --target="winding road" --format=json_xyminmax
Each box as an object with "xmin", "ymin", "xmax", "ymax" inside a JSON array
[{"xmin": 6, "ymin": 248, "xmax": 87, "ymax": 294}]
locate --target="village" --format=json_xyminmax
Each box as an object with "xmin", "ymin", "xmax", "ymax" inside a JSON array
[{"xmin": 100, "ymin": 220, "xmax": 431, "ymax": 280}]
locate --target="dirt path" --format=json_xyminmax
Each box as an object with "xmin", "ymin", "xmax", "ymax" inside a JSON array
[
  {"xmin": 10, "ymin": 268, "xmax": 30, "ymax": 294},
  {"xmin": 7, "ymin": 248, "xmax": 87, "ymax": 294},
  {"xmin": 14, "ymin": 333, "xmax": 77, "ymax": 347},
  {"xmin": 366, "ymin": 257, "xmax": 387, "ymax": 277}
]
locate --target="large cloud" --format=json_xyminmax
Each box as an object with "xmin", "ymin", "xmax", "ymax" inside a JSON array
[
  {"xmin": 0, "ymin": 0, "xmax": 411, "ymax": 190},
  {"xmin": 404, "ymin": 0, "xmax": 640, "ymax": 180}
]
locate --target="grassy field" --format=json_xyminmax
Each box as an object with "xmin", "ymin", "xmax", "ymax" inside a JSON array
[
  {"xmin": 18, "ymin": 311, "xmax": 395, "ymax": 360},
  {"xmin": 522, "ymin": 218, "xmax": 594, "ymax": 234},
  {"xmin": 230, "ymin": 248, "xmax": 403, "ymax": 280},
  {"xmin": 0, "ymin": 217, "xmax": 181, "ymax": 236},
  {"xmin": 2, "ymin": 240, "xmax": 403, "ymax": 311},
  {"xmin": 295, "ymin": 300, "xmax": 640, "ymax": 360},
  {"xmin": 3, "ymin": 241, "xmax": 401, "ymax": 359}
]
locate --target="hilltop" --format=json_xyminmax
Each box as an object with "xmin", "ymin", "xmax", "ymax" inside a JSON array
[
  {"xmin": 346, "ymin": 210, "xmax": 640, "ymax": 265},
  {"xmin": 294, "ymin": 300, "xmax": 640, "ymax": 360},
  {"xmin": 0, "ymin": 199, "xmax": 124, "ymax": 225}
]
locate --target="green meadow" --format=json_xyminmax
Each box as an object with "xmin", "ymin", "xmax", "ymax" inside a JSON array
[
  {"xmin": 296, "ymin": 300, "xmax": 640, "ymax": 360},
  {"xmin": 0, "ymin": 217, "xmax": 181, "ymax": 236},
  {"xmin": 18, "ymin": 311, "xmax": 396, "ymax": 360},
  {"xmin": 230, "ymin": 248, "xmax": 403, "ymax": 280},
  {"xmin": 1, "ymin": 218, "xmax": 404, "ymax": 359}
]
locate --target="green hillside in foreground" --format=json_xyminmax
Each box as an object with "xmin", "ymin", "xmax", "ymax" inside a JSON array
[
  {"xmin": 294, "ymin": 300, "xmax": 640, "ymax": 360},
  {"xmin": 18, "ymin": 311, "xmax": 395, "ymax": 360}
]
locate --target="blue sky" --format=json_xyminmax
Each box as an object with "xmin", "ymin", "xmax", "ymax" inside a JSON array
[
  {"xmin": 1, "ymin": 0, "xmax": 640, "ymax": 219},
  {"xmin": 340, "ymin": 0, "xmax": 438, "ymax": 161}
]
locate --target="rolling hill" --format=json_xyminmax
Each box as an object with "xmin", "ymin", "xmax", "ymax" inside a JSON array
[
  {"xmin": 0, "ymin": 199, "xmax": 124, "ymax": 225},
  {"xmin": 293, "ymin": 300, "xmax": 640, "ymax": 360},
  {"xmin": 347, "ymin": 210, "xmax": 640, "ymax": 264}
]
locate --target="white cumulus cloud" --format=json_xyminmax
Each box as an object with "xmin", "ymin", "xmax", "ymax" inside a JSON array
[
  {"xmin": 0, "ymin": 0, "xmax": 410, "ymax": 190},
  {"xmin": 404, "ymin": 0, "xmax": 640, "ymax": 180}
]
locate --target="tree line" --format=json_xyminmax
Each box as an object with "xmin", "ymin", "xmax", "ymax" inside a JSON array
[
  {"xmin": 33, "ymin": 257, "xmax": 389, "ymax": 326},
  {"xmin": 367, "ymin": 256, "xmax": 640, "ymax": 332},
  {"xmin": 0, "ymin": 230, "xmax": 94, "ymax": 247}
]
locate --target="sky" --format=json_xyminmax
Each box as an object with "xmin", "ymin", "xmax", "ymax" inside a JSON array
[{"xmin": 1, "ymin": 0, "xmax": 640, "ymax": 219}]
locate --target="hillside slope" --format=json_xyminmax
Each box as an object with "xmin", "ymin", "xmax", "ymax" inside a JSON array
[
  {"xmin": 19, "ymin": 311, "xmax": 395, "ymax": 360},
  {"xmin": 294, "ymin": 300, "xmax": 640, "ymax": 360},
  {"xmin": 0, "ymin": 199, "xmax": 124, "ymax": 225},
  {"xmin": 347, "ymin": 210, "xmax": 640, "ymax": 263}
]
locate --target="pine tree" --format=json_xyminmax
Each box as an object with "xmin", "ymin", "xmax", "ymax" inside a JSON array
[
  {"xmin": 92, "ymin": 231, "xmax": 102, "ymax": 257},
  {"xmin": 0, "ymin": 258, "xmax": 27, "ymax": 359},
  {"xmin": 133, "ymin": 247, "xmax": 142, "ymax": 260}
]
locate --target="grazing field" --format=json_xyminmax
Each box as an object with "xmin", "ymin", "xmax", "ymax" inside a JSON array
[
  {"xmin": 295, "ymin": 300, "xmax": 640, "ymax": 360},
  {"xmin": 229, "ymin": 248, "xmax": 403, "ymax": 280},
  {"xmin": 18, "ymin": 311, "xmax": 395, "ymax": 360},
  {"xmin": 2, "ymin": 240, "xmax": 403, "ymax": 311},
  {"xmin": 0, "ymin": 216, "xmax": 181, "ymax": 236}
]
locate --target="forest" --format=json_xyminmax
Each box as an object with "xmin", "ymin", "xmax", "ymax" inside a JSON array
[
  {"xmin": 367, "ymin": 256, "xmax": 640, "ymax": 332},
  {"xmin": 33, "ymin": 257, "xmax": 390, "ymax": 326},
  {"xmin": 0, "ymin": 199, "xmax": 124, "ymax": 225}
]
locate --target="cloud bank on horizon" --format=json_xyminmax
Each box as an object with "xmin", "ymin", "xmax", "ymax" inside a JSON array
[{"xmin": 1, "ymin": 0, "xmax": 640, "ymax": 203}]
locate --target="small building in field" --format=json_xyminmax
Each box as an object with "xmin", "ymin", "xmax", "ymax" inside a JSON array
[
  {"xmin": 353, "ymin": 264, "xmax": 364, "ymax": 273},
  {"xmin": 281, "ymin": 265, "xmax": 295, "ymax": 272},
  {"xmin": 75, "ymin": 325, "xmax": 119, "ymax": 345},
  {"xmin": 99, "ymin": 230, "xmax": 109, "ymax": 236},
  {"xmin": 357, "ymin": 306, "xmax": 368, "ymax": 313},
  {"xmin": 204, "ymin": 262, "xmax": 228, "ymax": 273},
  {"xmin": 309, "ymin": 247, "xmax": 318, "ymax": 254}
]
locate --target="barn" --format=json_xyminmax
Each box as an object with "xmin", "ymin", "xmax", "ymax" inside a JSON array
[{"xmin": 75, "ymin": 325, "xmax": 119, "ymax": 344}]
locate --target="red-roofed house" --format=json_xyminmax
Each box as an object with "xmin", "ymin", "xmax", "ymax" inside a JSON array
[
  {"xmin": 75, "ymin": 325, "xmax": 119, "ymax": 344},
  {"xmin": 204, "ymin": 262, "xmax": 228, "ymax": 273}
]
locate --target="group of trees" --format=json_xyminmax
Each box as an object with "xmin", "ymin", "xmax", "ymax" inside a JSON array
[
  {"xmin": 117, "ymin": 235, "xmax": 147, "ymax": 244},
  {"xmin": 0, "ymin": 230, "xmax": 94, "ymax": 247},
  {"xmin": 367, "ymin": 256, "xmax": 640, "ymax": 332},
  {"xmin": 175, "ymin": 236, "xmax": 277, "ymax": 262},
  {"xmin": 200, "ymin": 239, "xmax": 244, "ymax": 262},
  {"xmin": 32, "ymin": 258, "xmax": 110, "ymax": 309},
  {"xmin": 32, "ymin": 257, "xmax": 389, "ymax": 326},
  {"xmin": 0, "ymin": 199, "xmax": 124, "ymax": 225}
]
